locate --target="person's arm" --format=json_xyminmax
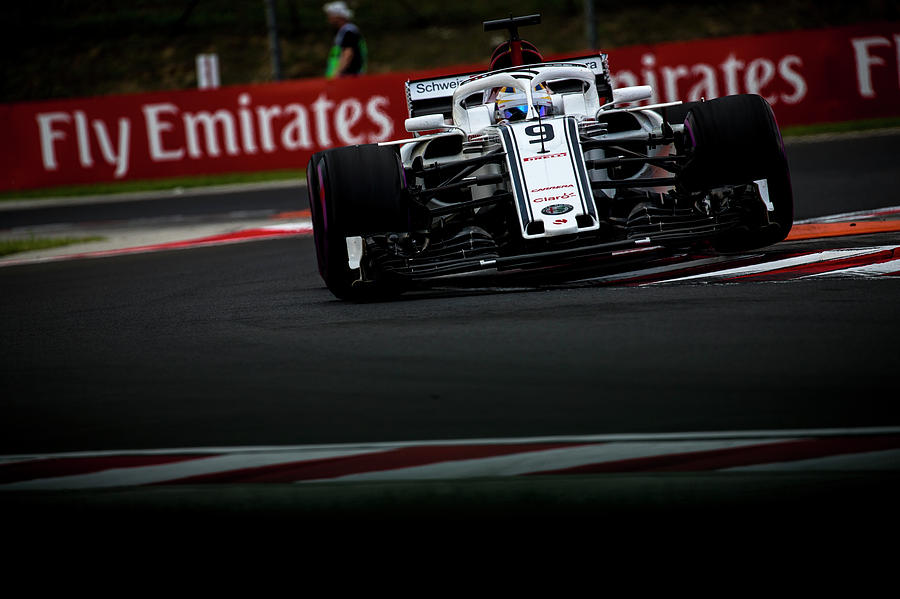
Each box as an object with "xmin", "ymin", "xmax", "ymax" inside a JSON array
[{"xmin": 337, "ymin": 47, "xmax": 354, "ymax": 76}]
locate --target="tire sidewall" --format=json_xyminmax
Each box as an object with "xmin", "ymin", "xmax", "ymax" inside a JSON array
[
  {"xmin": 306, "ymin": 145, "xmax": 408, "ymax": 300},
  {"xmin": 681, "ymin": 94, "xmax": 794, "ymax": 248}
]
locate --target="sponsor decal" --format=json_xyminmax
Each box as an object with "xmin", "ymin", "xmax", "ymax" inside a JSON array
[
  {"xmin": 599, "ymin": 23, "xmax": 900, "ymax": 131},
  {"xmin": 552, "ymin": 218, "xmax": 569, "ymax": 225},
  {"xmin": 611, "ymin": 51, "xmax": 808, "ymax": 106},
  {"xmin": 541, "ymin": 204, "xmax": 574, "ymax": 216},
  {"xmin": 414, "ymin": 79, "xmax": 461, "ymax": 94},
  {"xmin": 9, "ymin": 84, "xmax": 399, "ymax": 190},
  {"xmin": 533, "ymin": 191, "xmax": 576, "ymax": 204},
  {"xmin": 35, "ymin": 93, "xmax": 393, "ymax": 174},
  {"xmin": 531, "ymin": 184, "xmax": 575, "ymax": 193},
  {"xmin": 523, "ymin": 152, "xmax": 567, "ymax": 162}
]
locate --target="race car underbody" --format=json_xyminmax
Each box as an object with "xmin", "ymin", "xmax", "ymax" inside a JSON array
[{"xmin": 307, "ymin": 15, "xmax": 794, "ymax": 300}]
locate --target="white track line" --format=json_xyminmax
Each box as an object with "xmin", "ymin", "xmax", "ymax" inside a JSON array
[
  {"xmin": 3, "ymin": 427, "xmax": 898, "ymax": 463},
  {"xmin": 574, "ymin": 254, "xmax": 761, "ymax": 284},
  {"xmin": 804, "ymin": 257, "xmax": 900, "ymax": 278},
  {"xmin": 4, "ymin": 429, "xmax": 897, "ymax": 489},
  {"xmin": 796, "ymin": 205, "xmax": 900, "ymax": 224},
  {"xmin": 725, "ymin": 449, "xmax": 900, "ymax": 472},
  {"xmin": 0, "ymin": 448, "xmax": 385, "ymax": 491},
  {"xmin": 312, "ymin": 439, "xmax": 779, "ymax": 483},
  {"xmin": 651, "ymin": 247, "xmax": 893, "ymax": 283}
]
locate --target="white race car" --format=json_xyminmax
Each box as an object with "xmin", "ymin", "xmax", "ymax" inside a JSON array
[{"xmin": 307, "ymin": 14, "xmax": 793, "ymax": 300}]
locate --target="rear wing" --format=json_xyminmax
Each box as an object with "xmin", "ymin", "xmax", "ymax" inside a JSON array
[{"xmin": 405, "ymin": 54, "xmax": 612, "ymax": 121}]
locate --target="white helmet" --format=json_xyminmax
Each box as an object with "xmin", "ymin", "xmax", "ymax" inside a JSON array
[{"xmin": 494, "ymin": 83, "xmax": 553, "ymax": 122}]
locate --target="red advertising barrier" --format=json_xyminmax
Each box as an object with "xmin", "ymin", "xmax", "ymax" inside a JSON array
[
  {"xmin": 0, "ymin": 74, "xmax": 414, "ymax": 191},
  {"xmin": 600, "ymin": 23, "xmax": 900, "ymax": 128},
  {"xmin": 1, "ymin": 23, "xmax": 898, "ymax": 192}
]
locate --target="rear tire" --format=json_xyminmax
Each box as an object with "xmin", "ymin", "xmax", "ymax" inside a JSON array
[
  {"xmin": 307, "ymin": 144, "xmax": 408, "ymax": 300},
  {"xmin": 680, "ymin": 94, "xmax": 793, "ymax": 250}
]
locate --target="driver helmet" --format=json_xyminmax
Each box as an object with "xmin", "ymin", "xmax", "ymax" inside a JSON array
[{"xmin": 494, "ymin": 83, "xmax": 553, "ymax": 122}]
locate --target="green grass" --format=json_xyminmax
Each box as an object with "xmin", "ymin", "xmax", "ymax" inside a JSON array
[
  {"xmin": 781, "ymin": 117, "xmax": 900, "ymax": 137},
  {"xmin": 0, "ymin": 169, "xmax": 306, "ymax": 202},
  {"xmin": 0, "ymin": 236, "xmax": 106, "ymax": 257}
]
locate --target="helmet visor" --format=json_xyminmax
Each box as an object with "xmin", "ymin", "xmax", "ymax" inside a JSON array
[
  {"xmin": 501, "ymin": 105, "xmax": 551, "ymax": 120},
  {"xmin": 500, "ymin": 104, "xmax": 529, "ymax": 121}
]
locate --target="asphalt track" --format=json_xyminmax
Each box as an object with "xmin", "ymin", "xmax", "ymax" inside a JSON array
[{"xmin": 2, "ymin": 131, "xmax": 900, "ymax": 529}]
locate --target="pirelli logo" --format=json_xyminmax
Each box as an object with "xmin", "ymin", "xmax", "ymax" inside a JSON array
[{"xmin": 523, "ymin": 152, "xmax": 567, "ymax": 162}]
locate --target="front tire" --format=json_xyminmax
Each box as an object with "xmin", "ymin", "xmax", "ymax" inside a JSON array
[
  {"xmin": 307, "ymin": 144, "xmax": 408, "ymax": 300},
  {"xmin": 680, "ymin": 94, "xmax": 794, "ymax": 250}
]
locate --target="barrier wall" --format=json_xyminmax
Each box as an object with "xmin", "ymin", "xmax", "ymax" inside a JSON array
[{"xmin": 1, "ymin": 22, "xmax": 897, "ymax": 192}]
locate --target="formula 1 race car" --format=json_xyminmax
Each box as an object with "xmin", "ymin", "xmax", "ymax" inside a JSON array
[{"xmin": 307, "ymin": 14, "xmax": 793, "ymax": 300}]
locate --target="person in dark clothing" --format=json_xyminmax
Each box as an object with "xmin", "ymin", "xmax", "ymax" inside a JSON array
[{"xmin": 323, "ymin": 1, "xmax": 367, "ymax": 78}]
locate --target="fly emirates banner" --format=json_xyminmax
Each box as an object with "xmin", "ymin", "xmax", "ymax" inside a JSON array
[{"xmin": 1, "ymin": 23, "xmax": 897, "ymax": 191}]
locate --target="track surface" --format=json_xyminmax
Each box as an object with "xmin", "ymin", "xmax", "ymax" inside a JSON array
[
  {"xmin": 3, "ymin": 232, "xmax": 898, "ymax": 455},
  {"xmin": 1, "ymin": 132, "xmax": 899, "ymax": 525}
]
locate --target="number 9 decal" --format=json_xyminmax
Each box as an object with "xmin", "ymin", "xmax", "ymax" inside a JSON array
[{"xmin": 525, "ymin": 124, "xmax": 555, "ymax": 144}]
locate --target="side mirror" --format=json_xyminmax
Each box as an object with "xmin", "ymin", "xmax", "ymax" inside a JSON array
[
  {"xmin": 610, "ymin": 85, "xmax": 652, "ymax": 105},
  {"xmin": 405, "ymin": 114, "xmax": 447, "ymax": 132}
]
